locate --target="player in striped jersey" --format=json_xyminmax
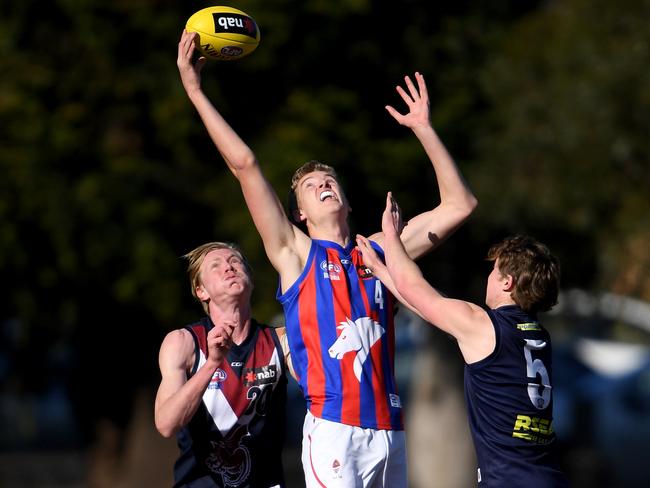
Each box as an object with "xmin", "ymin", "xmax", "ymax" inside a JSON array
[
  {"xmin": 358, "ymin": 194, "xmax": 569, "ymax": 487},
  {"xmin": 155, "ymin": 242, "xmax": 291, "ymax": 487},
  {"xmin": 177, "ymin": 29, "xmax": 477, "ymax": 487}
]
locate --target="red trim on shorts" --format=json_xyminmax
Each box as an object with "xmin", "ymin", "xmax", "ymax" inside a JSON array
[{"xmin": 308, "ymin": 434, "xmax": 328, "ymax": 488}]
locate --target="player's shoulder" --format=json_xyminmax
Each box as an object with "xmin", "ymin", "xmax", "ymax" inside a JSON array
[
  {"xmin": 166, "ymin": 327, "xmax": 195, "ymax": 344},
  {"xmin": 271, "ymin": 324, "xmax": 287, "ymax": 340},
  {"xmin": 159, "ymin": 328, "xmax": 196, "ymax": 365}
]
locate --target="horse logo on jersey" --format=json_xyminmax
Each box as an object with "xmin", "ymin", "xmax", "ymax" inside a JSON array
[{"xmin": 328, "ymin": 317, "xmax": 385, "ymax": 382}]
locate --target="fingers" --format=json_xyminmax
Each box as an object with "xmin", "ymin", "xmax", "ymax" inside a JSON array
[
  {"xmin": 381, "ymin": 191, "xmax": 404, "ymax": 235},
  {"xmin": 385, "ymin": 191, "xmax": 400, "ymax": 215},
  {"xmin": 395, "ymin": 84, "xmax": 412, "ymax": 105},
  {"xmin": 385, "ymin": 104, "xmax": 403, "ymax": 123},
  {"xmin": 386, "ymin": 72, "xmax": 428, "ymax": 126},
  {"xmin": 179, "ymin": 29, "xmax": 195, "ymax": 51},
  {"xmin": 414, "ymin": 72, "xmax": 428, "ymax": 102},
  {"xmin": 403, "ymin": 75, "xmax": 419, "ymax": 102},
  {"xmin": 178, "ymin": 29, "xmax": 197, "ymax": 61},
  {"xmin": 382, "ymin": 191, "xmax": 393, "ymax": 220},
  {"xmin": 355, "ymin": 234, "xmax": 379, "ymax": 269},
  {"xmin": 355, "ymin": 234, "xmax": 369, "ymax": 250},
  {"xmin": 208, "ymin": 322, "xmax": 235, "ymax": 341},
  {"xmin": 396, "ymin": 74, "xmax": 421, "ymax": 105},
  {"xmin": 208, "ymin": 324, "xmax": 234, "ymax": 354}
]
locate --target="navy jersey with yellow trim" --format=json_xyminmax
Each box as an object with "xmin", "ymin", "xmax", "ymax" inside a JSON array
[
  {"xmin": 464, "ymin": 305, "xmax": 568, "ymax": 487},
  {"xmin": 173, "ymin": 317, "xmax": 287, "ymax": 488}
]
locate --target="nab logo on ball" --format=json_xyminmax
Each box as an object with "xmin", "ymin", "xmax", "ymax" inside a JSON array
[
  {"xmin": 213, "ymin": 13, "xmax": 258, "ymax": 38},
  {"xmin": 186, "ymin": 6, "xmax": 260, "ymax": 61}
]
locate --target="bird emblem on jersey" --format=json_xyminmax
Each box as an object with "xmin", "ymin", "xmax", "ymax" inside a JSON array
[
  {"xmin": 205, "ymin": 424, "xmax": 252, "ymax": 487},
  {"xmin": 328, "ymin": 317, "xmax": 385, "ymax": 382}
]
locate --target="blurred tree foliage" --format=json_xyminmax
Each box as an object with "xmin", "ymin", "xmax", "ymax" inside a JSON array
[
  {"xmin": 470, "ymin": 0, "xmax": 650, "ymax": 298},
  {"xmin": 0, "ymin": 0, "xmax": 647, "ymax": 446}
]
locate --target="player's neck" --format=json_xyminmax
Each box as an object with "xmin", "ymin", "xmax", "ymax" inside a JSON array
[
  {"xmin": 307, "ymin": 218, "xmax": 351, "ymax": 247},
  {"xmin": 231, "ymin": 318, "xmax": 252, "ymax": 345},
  {"xmin": 209, "ymin": 301, "xmax": 253, "ymax": 343},
  {"xmin": 488, "ymin": 295, "xmax": 517, "ymax": 310}
]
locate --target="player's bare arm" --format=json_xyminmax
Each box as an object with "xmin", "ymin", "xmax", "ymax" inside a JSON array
[
  {"xmin": 356, "ymin": 193, "xmax": 427, "ymax": 317},
  {"xmin": 154, "ymin": 322, "xmax": 234, "ymax": 437},
  {"xmin": 177, "ymin": 30, "xmax": 309, "ymax": 286},
  {"xmin": 379, "ymin": 193, "xmax": 494, "ymax": 363},
  {"xmin": 355, "ymin": 231, "xmax": 424, "ymax": 319},
  {"xmin": 371, "ymin": 72, "xmax": 477, "ymax": 260},
  {"xmin": 275, "ymin": 326, "xmax": 297, "ymax": 381}
]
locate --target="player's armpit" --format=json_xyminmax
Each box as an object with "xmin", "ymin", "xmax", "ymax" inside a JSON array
[{"xmin": 276, "ymin": 326, "xmax": 298, "ymax": 382}]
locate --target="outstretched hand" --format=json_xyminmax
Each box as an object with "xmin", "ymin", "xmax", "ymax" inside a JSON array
[
  {"xmin": 177, "ymin": 29, "xmax": 207, "ymax": 96},
  {"xmin": 355, "ymin": 191, "xmax": 403, "ymax": 275},
  {"xmin": 382, "ymin": 191, "xmax": 404, "ymax": 239},
  {"xmin": 385, "ymin": 72, "xmax": 431, "ymax": 130}
]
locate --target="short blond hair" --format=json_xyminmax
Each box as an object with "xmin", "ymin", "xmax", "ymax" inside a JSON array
[
  {"xmin": 290, "ymin": 160, "xmax": 338, "ymax": 192},
  {"xmin": 183, "ymin": 242, "xmax": 252, "ymax": 314},
  {"xmin": 287, "ymin": 160, "xmax": 339, "ymax": 225}
]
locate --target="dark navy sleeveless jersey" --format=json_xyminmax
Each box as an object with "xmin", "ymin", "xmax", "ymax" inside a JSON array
[
  {"xmin": 464, "ymin": 305, "xmax": 569, "ymax": 487},
  {"xmin": 173, "ymin": 317, "xmax": 287, "ymax": 488}
]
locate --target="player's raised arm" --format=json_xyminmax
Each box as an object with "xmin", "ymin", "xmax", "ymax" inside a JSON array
[
  {"xmin": 379, "ymin": 193, "xmax": 492, "ymax": 363},
  {"xmin": 372, "ymin": 72, "xmax": 477, "ymax": 260},
  {"xmin": 177, "ymin": 30, "xmax": 308, "ymax": 281},
  {"xmin": 155, "ymin": 322, "xmax": 233, "ymax": 437}
]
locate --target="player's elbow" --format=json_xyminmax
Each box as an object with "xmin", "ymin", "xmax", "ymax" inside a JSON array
[
  {"xmin": 156, "ymin": 424, "xmax": 177, "ymax": 439},
  {"xmin": 459, "ymin": 193, "xmax": 478, "ymax": 219},
  {"xmin": 155, "ymin": 415, "xmax": 180, "ymax": 439},
  {"xmin": 231, "ymin": 152, "xmax": 258, "ymax": 176},
  {"xmin": 447, "ymin": 193, "xmax": 478, "ymax": 225}
]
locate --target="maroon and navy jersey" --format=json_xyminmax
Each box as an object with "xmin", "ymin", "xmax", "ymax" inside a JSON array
[
  {"xmin": 465, "ymin": 305, "xmax": 568, "ymax": 487},
  {"xmin": 277, "ymin": 239, "xmax": 403, "ymax": 430},
  {"xmin": 173, "ymin": 317, "xmax": 287, "ymax": 488}
]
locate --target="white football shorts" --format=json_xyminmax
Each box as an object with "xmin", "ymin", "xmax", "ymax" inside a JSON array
[{"xmin": 301, "ymin": 411, "xmax": 407, "ymax": 488}]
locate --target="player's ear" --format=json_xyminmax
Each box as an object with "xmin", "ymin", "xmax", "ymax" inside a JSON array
[
  {"xmin": 196, "ymin": 285, "xmax": 209, "ymax": 302},
  {"xmin": 502, "ymin": 274, "xmax": 515, "ymax": 292},
  {"xmin": 293, "ymin": 208, "xmax": 306, "ymax": 223}
]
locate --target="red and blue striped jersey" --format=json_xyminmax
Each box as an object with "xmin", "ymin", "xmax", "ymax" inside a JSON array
[{"xmin": 277, "ymin": 239, "xmax": 403, "ymax": 430}]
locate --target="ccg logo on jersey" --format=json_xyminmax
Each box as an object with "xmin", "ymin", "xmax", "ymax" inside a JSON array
[{"xmin": 243, "ymin": 365, "xmax": 278, "ymax": 386}]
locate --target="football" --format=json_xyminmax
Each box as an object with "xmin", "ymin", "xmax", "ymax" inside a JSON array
[{"xmin": 185, "ymin": 6, "xmax": 260, "ymax": 61}]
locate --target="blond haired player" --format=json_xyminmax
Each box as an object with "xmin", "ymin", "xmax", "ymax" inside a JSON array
[{"xmin": 155, "ymin": 242, "xmax": 291, "ymax": 487}]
